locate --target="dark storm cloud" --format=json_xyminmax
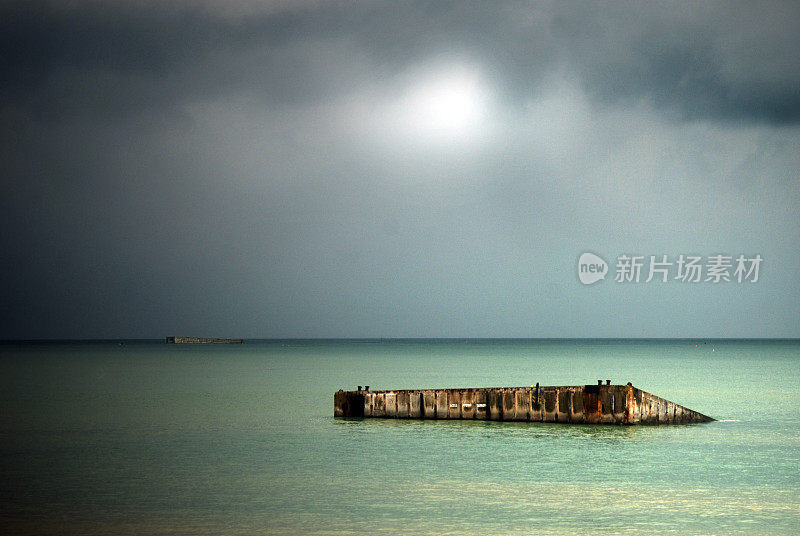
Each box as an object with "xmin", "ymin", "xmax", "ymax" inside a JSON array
[
  {"xmin": 552, "ymin": 2, "xmax": 800, "ymax": 123},
  {"xmin": 2, "ymin": 1, "xmax": 799, "ymax": 125},
  {"xmin": 1, "ymin": 1, "xmax": 798, "ymax": 339},
  {"xmin": 0, "ymin": 1, "xmax": 287, "ymax": 122}
]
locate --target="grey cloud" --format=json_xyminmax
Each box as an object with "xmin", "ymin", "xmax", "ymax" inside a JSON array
[
  {"xmin": 3, "ymin": 1, "xmax": 799, "ymax": 126},
  {"xmin": 0, "ymin": 0, "xmax": 322, "ymax": 123},
  {"xmin": 1, "ymin": 1, "xmax": 798, "ymax": 339},
  {"xmin": 550, "ymin": 2, "xmax": 800, "ymax": 123}
]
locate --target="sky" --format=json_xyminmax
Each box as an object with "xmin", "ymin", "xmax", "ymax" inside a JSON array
[{"xmin": 1, "ymin": 0, "xmax": 798, "ymax": 339}]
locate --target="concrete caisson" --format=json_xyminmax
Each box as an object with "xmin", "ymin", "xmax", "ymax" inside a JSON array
[{"xmin": 335, "ymin": 383, "xmax": 714, "ymax": 424}]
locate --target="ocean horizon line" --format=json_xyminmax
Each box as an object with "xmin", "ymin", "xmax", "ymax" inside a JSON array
[{"xmin": 2, "ymin": 337, "xmax": 799, "ymax": 344}]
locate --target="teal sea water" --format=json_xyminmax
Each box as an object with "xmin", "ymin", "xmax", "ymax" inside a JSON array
[{"xmin": 1, "ymin": 339, "xmax": 798, "ymax": 535}]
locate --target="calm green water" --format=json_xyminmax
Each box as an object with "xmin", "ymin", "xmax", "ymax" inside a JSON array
[{"xmin": 1, "ymin": 339, "xmax": 798, "ymax": 535}]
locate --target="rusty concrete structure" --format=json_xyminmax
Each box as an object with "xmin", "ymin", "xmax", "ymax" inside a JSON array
[
  {"xmin": 166, "ymin": 337, "xmax": 243, "ymax": 344},
  {"xmin": 334, "ymin": 381, "xmax": 714, "ymax": 424}
]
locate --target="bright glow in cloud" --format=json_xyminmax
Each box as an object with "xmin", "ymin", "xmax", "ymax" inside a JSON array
[{"xmin": 393, "ymin": 65, "xmax": 491, "ymax": 145}]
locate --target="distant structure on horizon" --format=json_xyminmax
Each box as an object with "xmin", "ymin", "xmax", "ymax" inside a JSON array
[{"xmin": 166, "ymin": 337, "xmax": 243, "ymax": 344}]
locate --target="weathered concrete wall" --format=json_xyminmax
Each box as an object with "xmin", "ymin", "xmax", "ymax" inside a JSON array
[
  {"xmin": 334, "ymin": 383, "xmax": 714, "ymax": 424},
  {"xmin": 166, "ymin": 337, "xmax": 243, "ymax": 344}
]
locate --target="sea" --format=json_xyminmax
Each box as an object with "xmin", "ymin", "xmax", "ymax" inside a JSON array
[{"xmin": 0, "ymin": 339, "xmax": 798, "ymax": 535}]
